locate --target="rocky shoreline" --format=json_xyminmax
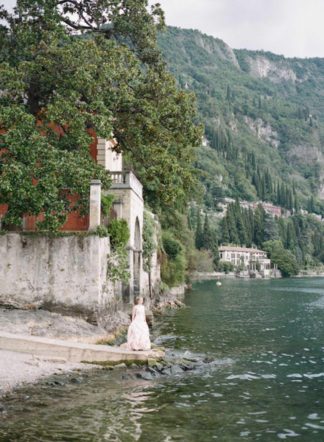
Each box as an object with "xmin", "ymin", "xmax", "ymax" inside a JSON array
[
  {"xmin": 0, "ymin": 344, "xmax": 232, "ymax": 414},
  {"xmin": 0, "ymin": 285, "xmax": 187, "ymax": 398},
  {"xmin": 111, "ymin": 349, "xmax": 232, "ymax": 382}
]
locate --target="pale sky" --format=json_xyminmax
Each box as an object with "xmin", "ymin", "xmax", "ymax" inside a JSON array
[
  {"xmin": 157, "ymin": 0, "xmax": 324, "ymax": 59},
  {"xmin": 2, "ymin": 0, "xmax": 324, "ymax": 58}
]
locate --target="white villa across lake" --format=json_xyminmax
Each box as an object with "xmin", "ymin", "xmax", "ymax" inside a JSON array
[{"xmin": 219, "ymin": 245, "xmax": 275, "ymax": 278}]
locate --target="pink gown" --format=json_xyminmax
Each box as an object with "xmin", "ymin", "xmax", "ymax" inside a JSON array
[{"xmin": 127, "ymin": 304, "xmax": 151, "ymax": 351}]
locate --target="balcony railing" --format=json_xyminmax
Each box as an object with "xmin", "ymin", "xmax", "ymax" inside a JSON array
[{"xmin": 110, "ymin": 171, "xmax": 143, "ymax": 199}]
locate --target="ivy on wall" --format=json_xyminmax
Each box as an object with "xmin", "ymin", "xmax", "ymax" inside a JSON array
[{"xmin": 104, "ymin": 219, "xmax": 130, "ymax": 283}]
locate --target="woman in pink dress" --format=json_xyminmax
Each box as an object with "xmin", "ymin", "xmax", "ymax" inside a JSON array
[{"xmin": 127, "ymin": 297, "xmax": 151, "ymax": 351}]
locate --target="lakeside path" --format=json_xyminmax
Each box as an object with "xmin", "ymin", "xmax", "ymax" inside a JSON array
[
  {"xmin": 0, "ymin": 340, "xmax": 163, "ymax": 399},
  {"xmin": 0, "ymin": 350, "xmax": 94, "ymax": 397},
  {"xmin": 0, "ymin": 309, "xmax": 165, "ymax": 398},
  {"xmin": 0, "ymin": 332, "xmax": 164, "ymax": 397}
]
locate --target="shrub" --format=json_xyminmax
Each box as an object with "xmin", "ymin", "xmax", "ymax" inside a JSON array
[
  {"xmin": 190, "ymin": 249, "xmax": 214, "ymax": 272},
  {"xmin": 108, "ymin": 219, "xmax": 129, "ymax": 250},
  {"xmin": 161, "ymin": 252, "xmax": 186, "ymax": 287},
  {"xmin": 101, "ymin": 194, "xmax": 114, "ymax": 216},
  {"xmin": 161, "ymin": 230, "xmax": 186, "ymax": 286},
  {"xmin": 95, "ymin": 225, "xmax": 109, "ymax": 237},
  {"xmin": 218, "ymin": 261, "xmax": 235, "ymax": 273},
  {"xmin": 106, "ymin": 219, "xmax": 130, "ymax": 282},
  {"xmin": 263, "ymin": 240, "xmax": 299, "ymax": 277},
  {"xmin": 162, "ymin": 231, "xmax": 183, "ymax": 260}
]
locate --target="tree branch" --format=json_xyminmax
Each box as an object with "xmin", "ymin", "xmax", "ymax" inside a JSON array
[{"xmin": 59, "ymin": 16, "xmax": 92, "ymax": 31}]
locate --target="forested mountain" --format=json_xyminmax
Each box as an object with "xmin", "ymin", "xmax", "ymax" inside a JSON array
[{"xmin": 158, "ymin": 27, "xmax": 324, "ymax": 214}]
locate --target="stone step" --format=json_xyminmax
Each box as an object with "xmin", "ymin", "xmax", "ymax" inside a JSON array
[{"xmin": 0, "ymin": 332, "xmax": 164, "ymax": 364}]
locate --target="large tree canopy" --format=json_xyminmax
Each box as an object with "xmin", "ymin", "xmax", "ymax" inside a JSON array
[
  {"xmin": 0, "ymin": 0, "xmax": 165, "ymax": 65},
  {"xmin": 0, "ymin": 0, "xmax": 202, "ymax": 229}
]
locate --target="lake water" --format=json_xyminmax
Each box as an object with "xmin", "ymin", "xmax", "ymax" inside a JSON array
[{"xmin": 1, "ymin": 278, "xmax": 324, "ymax": 441}]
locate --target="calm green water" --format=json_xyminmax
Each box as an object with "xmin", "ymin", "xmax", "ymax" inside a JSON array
[{"xmin": 1, "ymin": 278, "xmax": 324, "ymax": 441}]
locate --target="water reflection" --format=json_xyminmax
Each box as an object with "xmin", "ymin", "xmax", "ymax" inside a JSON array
[
  {"xmin": 121, "ymin": 390, "xmax": 157, "ymax": 441},
  {"xmin": 1, "ymin": 278, "xmax": 324, "ymax": 441}
]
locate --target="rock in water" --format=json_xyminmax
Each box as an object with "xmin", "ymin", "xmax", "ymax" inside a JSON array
[
  {"xmin": 137, "ymin": 372, "xmax": 155, "ymax": 381},
  {"xmin": 170, "ymin": 365, "xmax": 184, "ymax": 375}
]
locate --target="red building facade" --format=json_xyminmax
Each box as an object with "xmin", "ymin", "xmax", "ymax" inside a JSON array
[{"xmin": 0, "ymin": 129, "xmax": 100, "ymax": 232}]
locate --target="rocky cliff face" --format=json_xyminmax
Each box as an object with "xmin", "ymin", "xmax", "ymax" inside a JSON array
[
  {"xmin": 245, "ymin": 55, "xmax": 297, "ymax": 83},
  {"xmin": 244, "ymin": 116, "xmax": 279, "ymax": 148},
  {"xmin": 159, "ymin": 27, "xmax": 324, "ymax": 206},
  {"xmin": 158, "ymin": 26, "xmax": 241, "ymax": 69},
  {"xmin": 195, "ymin": 34, "xmax": 240, "ymax": 68}
]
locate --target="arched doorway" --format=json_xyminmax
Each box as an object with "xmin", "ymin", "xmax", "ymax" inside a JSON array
[{"xmin": 133, "ymin": 217, "xmax": 141, "ymax": 296}]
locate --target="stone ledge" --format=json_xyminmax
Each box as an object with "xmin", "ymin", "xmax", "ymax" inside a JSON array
[{"xmin": 0, "ymin": 332, "xmax": 164, "ymax": 363}]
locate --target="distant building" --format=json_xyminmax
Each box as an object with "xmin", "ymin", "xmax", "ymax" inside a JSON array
[
  {"xmin": 216, "ymin": 198, "xmax": 289, "ymax": 219},
  {"xmin": 219, "ymin": 245, "xmax": 274, "ymax": 278}
]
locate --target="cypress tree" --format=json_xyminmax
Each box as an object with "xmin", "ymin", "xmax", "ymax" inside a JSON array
[
  {"xmin": 278, "ymin": 218, "xmax": 287, "ymax": 245},
  {"xmin": 264, "ymin": 169, "xmax": 273, "ymax": 201},
  {"xmin": 307, "ymin": 196, "xmax": 315, "ymax": 213},
  {"xmin": 227, "ymin": 204, "xmax": 240, "ymax": 244},
  {"xmin": 286, "ymin": 220, "xmax": 297, "ymax": 250},
  {"xmin": 234, "ymin": 200, "xmax": 247, "ymax": 245},
  {"xmin": 226, "ymin": 85, "xmax": 231, "ymax": 101},
  {"xmin": 264, "ymin": 213, "xmax": 279, "ymax": 241},
  {"xmin": 202, "ymin": 213, "xmax": 213, "ymax": 249},
  {"xmin": 195, "ymin": 208, "xmax": 204, "ymax": 249},
  {"xmin": 245, "ymin": 208, "xmax": 254, "ymax": 246},
  {"xmin": 188, "ymin": 212, "xmax": 193, "ymax": 231},
  {"xmin": 293, "ymin": 185, "xmax": 299, "ymax": 213},
  {"xmin": 280, "ymin": 183, "xmax": 285, "ymax": 207},
  {"xmin": 212, "ymin": 241, "xmax": 220, "ymax": 269},
  {"xmin": 220, "ymin": 217, "xmax": 230, "ymax": 244},
  {"xmin": 188, "ymin": 206, "xmax": 197, "ymax": 230},
  {"xmin": 276, "ymin": 183, "xmax": 280, "ymax": 206},
  {"xmin": 252, "ymin": 171, "xmax": 260, "ymax": 196},
  {"xmin": 253, "ymin": 204, "xmax": 265, "ymax": 246}
]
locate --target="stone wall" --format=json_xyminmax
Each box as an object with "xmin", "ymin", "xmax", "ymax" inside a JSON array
[{"xmin": 0, "ymin": 233, "xmax": 122, "ymax": 325}]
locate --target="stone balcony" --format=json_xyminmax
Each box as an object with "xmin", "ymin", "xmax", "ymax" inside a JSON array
[{"xmin": 109, "ymin": 171, "xmax": 143, "ymax": 199}]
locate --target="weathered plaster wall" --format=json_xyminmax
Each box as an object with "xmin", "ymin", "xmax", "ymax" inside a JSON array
[{"xmin": 0, "ymin": 234, "xmax": 121, "ymax": 324}]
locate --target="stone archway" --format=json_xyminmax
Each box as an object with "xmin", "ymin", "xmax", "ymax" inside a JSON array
[{"xmin": 133, "ymin": 217, "xmax": 141, "ymax": 296}]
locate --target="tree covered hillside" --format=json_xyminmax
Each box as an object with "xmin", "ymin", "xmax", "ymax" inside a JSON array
[{"xmin": 158, "ymin": 27, "xmax": 324, "ymax": 214}]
